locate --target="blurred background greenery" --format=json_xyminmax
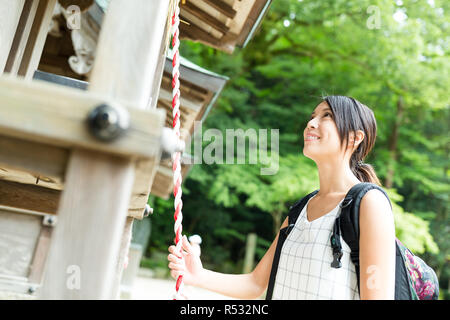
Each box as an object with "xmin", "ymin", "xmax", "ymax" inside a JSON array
[{"xmin": 136, "ymin": 0, "xmax": 449, "ymax": 299}]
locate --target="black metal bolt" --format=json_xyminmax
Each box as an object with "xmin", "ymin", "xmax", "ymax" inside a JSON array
[{"xmin": 87, "ymin": 104, "xmax": 129, "ymax": 142}]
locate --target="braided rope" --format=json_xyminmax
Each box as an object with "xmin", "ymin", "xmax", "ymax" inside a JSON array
[{"xmin": 171, "ymin": 0, "xmax": 184, "ymax": 300}]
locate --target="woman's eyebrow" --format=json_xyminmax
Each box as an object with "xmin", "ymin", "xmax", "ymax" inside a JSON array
[{"xmin": 311, "ymin": 107, "xmax": 331, "ymax": 115}]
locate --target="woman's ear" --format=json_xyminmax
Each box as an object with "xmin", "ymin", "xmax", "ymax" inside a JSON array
[
  {"xmin": 348, "ymin": 130, "xmax": 365, "ymax": 150},
  {"xmin": 354, "ymin": 130, "xmax": 365, "ymax": 149}
]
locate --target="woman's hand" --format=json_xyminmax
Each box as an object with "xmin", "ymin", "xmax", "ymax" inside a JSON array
[{"xmin": 168, "ymin": 235, "xmax": 204, "ymax": 286}]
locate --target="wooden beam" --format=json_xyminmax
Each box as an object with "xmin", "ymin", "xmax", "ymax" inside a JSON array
[
  {"xmin": 0, "ymin": 157, "xmax": 159, "ymax": 220},
  {"xmin": 4, "ymin": 0, "xmax": 40, "ymax": 75},
  {"xmin": 28, "ymin": 225, "xmax": 52, "ymax": 284},
  {"xmin": 0, "ymin": 136, "xmax": 161, "ymax": 220},
  {"xmin": 202, "ymin": 0, "xmax": 237, "ymax": 19},
  {"xmin": 0, "ymin": 166, "xmax": 63, "ymax": 191},
  {"xmin": 179, "ymin": 16, "xmax": 232, "ymax": 52},
  {"xmin": 0, "ymin": 135, "xmax": 68, "ymax": 180},
  {"xmin": 0, "ymin": 0, "xmax": 26, "ymax": 73},
  {"xmin": 111, "ymin": 216, "xmax": 133, "ymax": 298},
  {"xmin": 182, "ymin": 1, "xmax": 230, "ymax": 35},
  {"xmin": 0, "ymin": 208, "xmax": 42, "ymax": 280},
  {"xmin": 0, "ymin": 76, "xmax": 166, "ymax": 160},
  {"xmin": 127, "ymin": 158, "xmax": 158, "ymax": 219},
  {"xmin": 147, "ymin": 12, "xmax": 170, "ymax": 110},
  {"xmin": 234, "ymin": 0, "xmax": 270, "ymax": 47},
  {"xmin": 17, "ymin": 0, "xmax": 57, "ymax": 79},
  {"xmin": 0, "ymin": 180, "xmax": 60, "ymax": 214}
]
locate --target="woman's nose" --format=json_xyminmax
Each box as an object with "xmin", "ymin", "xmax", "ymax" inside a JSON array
[{"xmin": 307, "ymin": 118, "xmax": 318, "ymax": 129}]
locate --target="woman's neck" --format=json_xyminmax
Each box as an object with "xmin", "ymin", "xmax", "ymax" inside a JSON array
[{"xmin": 315, "ymin": 158, "xmax": 361, "ymax": 196}]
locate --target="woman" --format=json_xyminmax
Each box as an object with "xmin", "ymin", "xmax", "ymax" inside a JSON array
[{"xmin": 168, "ymin": 96, "xmax": 396, "ymax": 300}]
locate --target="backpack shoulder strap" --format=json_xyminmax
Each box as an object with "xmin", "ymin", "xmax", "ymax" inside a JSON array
[
  {"xmin": 339, "ymin": 182, "xmax": 392, "ymax": 252},
  {"xmin": 288, "ymin": 190, "xmax": 319, "ymax": 227},
  {"xmin": 338, "ymin": 182, "xmax": 392, "ymax": 293}
]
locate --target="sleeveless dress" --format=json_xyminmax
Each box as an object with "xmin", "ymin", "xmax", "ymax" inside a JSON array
[{"xmin": 272, "ymin": 194, "xmax": 360, "ymax": 300}]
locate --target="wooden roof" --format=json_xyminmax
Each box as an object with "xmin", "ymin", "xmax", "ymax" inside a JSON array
[
  {"xmin": 93, "ymin": 0, "xmax": 273, "ymax": 53},
  {"xmin": 178, "ymin": 0, "xmax": 273, "ymax": 53}
]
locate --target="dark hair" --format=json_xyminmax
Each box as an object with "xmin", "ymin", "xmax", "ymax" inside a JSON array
[{"xmin": 323, "ymin": 95, "xmax": 381, "ymax": 186}]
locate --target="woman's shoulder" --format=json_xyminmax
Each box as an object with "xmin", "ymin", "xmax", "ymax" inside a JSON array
[
  {"xmin": 359, "ymin": 187, "xmax": 394, "ymax": 222},
  {"xmin": 359, "ymin": 184, "xmax": 391, "ymax": 208}
]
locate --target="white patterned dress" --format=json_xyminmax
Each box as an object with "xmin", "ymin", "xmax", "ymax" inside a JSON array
[{"xmin": 272, "ymin": 194, "xmax": 360, "ymax": 300}]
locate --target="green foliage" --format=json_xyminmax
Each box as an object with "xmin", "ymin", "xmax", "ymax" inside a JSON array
[{"xmin": 387, "ymin": 189, "xmax": 439, "ymax": 254}]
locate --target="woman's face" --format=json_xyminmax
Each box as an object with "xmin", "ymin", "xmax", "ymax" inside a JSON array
[{"xmin": 303, "ymin": 101, "xmax": 345, "ymax": 162}]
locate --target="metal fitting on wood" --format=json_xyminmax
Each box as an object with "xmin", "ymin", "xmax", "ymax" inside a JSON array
[
  {"xmin": 143, "ymin": 204, "xmax": 154, "ymax": 217},
  {"xmin": 160, "ymin": 127, "xmax": 185, "ymax": 160},
  {"xmin": 43, "ymin": 215, "xmax": 57, "ymax": 227},
  {"xmin": 87, "ymin": 104, "xmax": 130, "ymax": 141}
]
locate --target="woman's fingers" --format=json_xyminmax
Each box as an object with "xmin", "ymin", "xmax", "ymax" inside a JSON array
[
  {"xmin": 168, "ymin": 261, "xmax": 183, "ymax": 270},
  {"xmin": 182, "ymin": 235, "xmax": 194, "ymax": 254},
  {"xmin": 168, "ymin": 245, "xmax": 184, "ymax": 258},
  {"xmin": 168, "ymin": 253, "xmax": 183, "ymax": 263},
  {"xmin": 171, "ymin": 270, "xmax": 183, "ymax": 280}
]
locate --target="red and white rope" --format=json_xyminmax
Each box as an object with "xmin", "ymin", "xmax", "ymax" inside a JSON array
[{"xmin": 171, "ymin": 0, "xmax": 184, "ymax": 300}]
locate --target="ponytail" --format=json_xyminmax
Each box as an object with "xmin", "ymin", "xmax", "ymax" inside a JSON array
[{"xmin": 350, "ymin": 158, "xmax": 381, "ymax": 186}]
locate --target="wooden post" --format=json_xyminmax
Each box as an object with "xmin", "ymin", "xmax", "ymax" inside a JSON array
[
  {"xmin": 243, "ymin": 233, "xmax": 257, "ymax": 274},
  {"xmin": 2, "ymin": 0, "xmax": 57, "ymax": 79},
  {"xmin": 39, "ymin": 0, "xmax": 170, "ymax": 299},
  {"xmin": 4, "ymin": 0, "xmax": 40, "ymax": 75},
  {"xmin": 39, "ymin": 150, "xmax": 135, "ymax": 299},
  {"xmin": 0, "ymin": 0, "xmax": 26, "ymax": 73},
  {"xmin": 18, "ymin": 0, "xmax": 56, "ymax": 79},
  {"xmin": 28, "ymin": 225, "xmax": 53, "ymax": 285},
  {"xmin": 112, "ymin": 216, "xmax": 134, "ymax": 299}
]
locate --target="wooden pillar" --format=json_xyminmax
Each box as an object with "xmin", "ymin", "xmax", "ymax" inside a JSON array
[
  {"xmin": 112, "ymin": 216, "xmax": 134, "ymax": 299},
  {"xmin": 4, "ymin": 0, "xmax": 41, "ymax": 76},
  {"xmin": 28, "ymin": 225, "xmax": 53, "ymax": 285},
  {"xmin": 18, "ymin": 0, "xmax": 56, "ymax": 79},
  {"xmin": 39, "ymin": 0, "xmax": 170, "ymax": 299},
  {"xmin": 2, "ymin": 0, "xmax": 56, "ymax": 78},
  {"xmin": 0, "ymin": 0, "xmax": 26, "ymax": 73},
  {"xmin": 243, "ymin": 233, "xmax": 257, "ymax": 274}
]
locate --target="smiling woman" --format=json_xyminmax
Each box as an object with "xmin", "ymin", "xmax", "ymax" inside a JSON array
[{"xmin": 168, "ymin": 95, "xmax": 397, "ymax": 300}]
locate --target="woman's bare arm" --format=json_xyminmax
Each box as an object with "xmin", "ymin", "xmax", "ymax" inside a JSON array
[
  {"xmin": 359, "ymin": 189, "xmax": 396, "ymax": 300},
  {"xmin": 168, "ymin": 217, "xmax": 288, "ymax": 299}
]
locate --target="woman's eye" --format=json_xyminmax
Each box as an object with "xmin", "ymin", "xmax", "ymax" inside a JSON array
[{"xmin": 309, "ymin": 112, "xmax": 331, "ymax": 120}]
